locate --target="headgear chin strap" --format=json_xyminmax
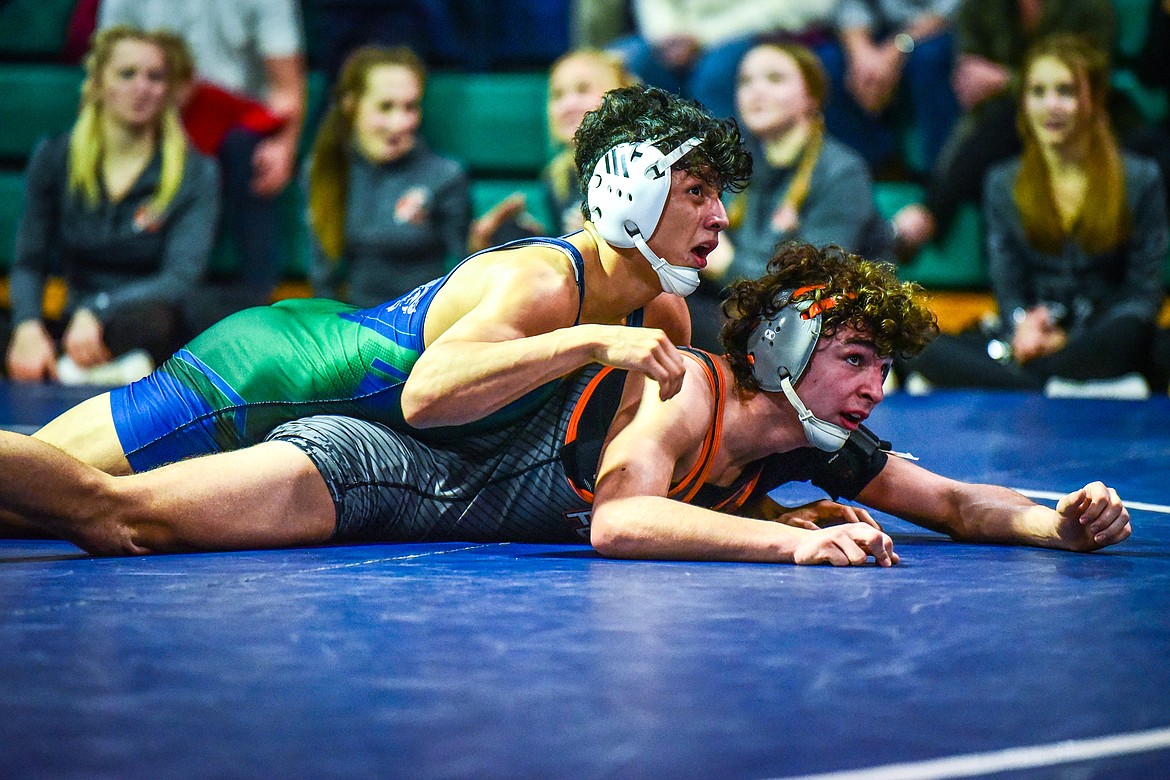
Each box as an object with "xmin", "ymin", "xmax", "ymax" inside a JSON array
[
  {"xmin": 745, "ymin": 286, "xmax": 851, "ymax": 452},
  {"xmin": 629, "ymin": 232, "xmax": 700, "ymax": 296},
  {"xmin": 778, "ymin": 376, "xmax": 850, "ymax": 452},
  {"xmin": 588, "ymin": 137, "xmax": 703, "ymax": 297}
]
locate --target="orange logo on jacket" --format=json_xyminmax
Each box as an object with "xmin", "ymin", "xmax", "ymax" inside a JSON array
[
  {"xmin": 394, "ymin": 187, "xmax": 430, "ymax": 224},
  {"xmin": 133, "ymin": 205, "xmax": 164, "ymax": 233}
]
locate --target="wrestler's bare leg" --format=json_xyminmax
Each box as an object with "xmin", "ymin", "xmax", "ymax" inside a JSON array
[
  {"xmin": 0, "ymin": 431, "xmax": 335, "ymax": 555},
  {"xmin": 0, "ymin": 393, "xmax": 132, "ymax": 536},
  {"xmin": 34, "ymin": 392, "xmax": 132, "ymax": 474}
]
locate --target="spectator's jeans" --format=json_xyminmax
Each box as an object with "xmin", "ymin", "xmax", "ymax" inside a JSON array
[
  {"xmin": 815, "ymin": 32, "xmax": 959, "ymax": 173},
  {"xmin": 219, "ymin": 127, "xmax": 282, "ymax": 302},
  {"xmin": 609, "ymin": 33, "xmax": 755, "ymax": 120}
]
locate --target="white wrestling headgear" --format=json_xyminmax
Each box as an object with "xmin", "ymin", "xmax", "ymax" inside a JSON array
[
  {"xmin": 746, "ymin": 286, "xmax": 851, "ymax": 452},
  {"xmin": 588, "ymin": 137, "xmax": 703, "ymax": 297}
]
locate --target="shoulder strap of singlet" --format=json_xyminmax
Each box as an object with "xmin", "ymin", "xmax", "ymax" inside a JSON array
[
  {"xmin": 462, "ymin": 233, "xmax": 587, "ymax": 325},
  {"xmin": 561, "ymin": 364, "xmax": 628, "ymax": 501},
  {"xmin": 665, "ymin": 348, "xmax": 727, "ymax": 504},
  {"xmin": 560, "ymin": 347, "xmax": 728, "ymax": 503}
]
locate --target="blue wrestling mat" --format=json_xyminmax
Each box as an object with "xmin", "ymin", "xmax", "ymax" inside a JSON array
[{"xmin": 1, "ymin": 384, "xmax": 1168, "ymax": 779}]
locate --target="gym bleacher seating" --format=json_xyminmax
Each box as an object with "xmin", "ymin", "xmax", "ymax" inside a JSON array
[
  {"xmin": 0, "ymin": 0, "xmax": 1164, "ymax": 304},
  {"xmin": 0, "ymin": 0, "xmax": 76, "ymax": 63}
]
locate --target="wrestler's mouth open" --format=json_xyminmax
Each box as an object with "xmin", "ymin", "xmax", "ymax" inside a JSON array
[
  {"xmin": 690, "ymin": 241, "xmax": 716, "ymax": 268},
  {"xmin": 840, "ymin": 411, "xmax": 866, "ymax": 430}
]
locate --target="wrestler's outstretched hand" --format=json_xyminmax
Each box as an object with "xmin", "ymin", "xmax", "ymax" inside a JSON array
[
  {"xmin": 1055, "ymin": 481, "xmax": 1131, "ymax": 551},
  {"xmin": 792, "ymin": 524, "xmax": 899, "ymax": 567},
  {"xmin": 770, "ymin": 499, "xmax": 881, "ymax": 531},
  {"xmin": 594, "ymin": 326, "xmax": 686, "ymax": 400}
]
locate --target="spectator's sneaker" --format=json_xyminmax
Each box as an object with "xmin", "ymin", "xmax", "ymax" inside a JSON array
[
  {"xmin": 56, "ymin": 350, "xmax": 154, "ymax": 387},
  {"xmin": 904, "ymin": 372, "xmax": 934, "ymax": 396},
  {"xmin": 1044, "ymin": 373, "xmax": 1151, "ymax": 401}
]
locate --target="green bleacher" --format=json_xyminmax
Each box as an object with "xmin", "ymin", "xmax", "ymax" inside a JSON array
[
  {"xmin": 0, "ymin": 0, "xmax": 1164, "ymax": 294},
  {"xmin": 0, "ymin": 0, "xmax": 78, "ymax": 63},
  {"xmin": 0, "ymin": 61, "xmax": 991, "ymax": 290}
]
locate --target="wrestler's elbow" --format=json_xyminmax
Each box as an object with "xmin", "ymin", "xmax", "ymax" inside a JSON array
[
  {"xmin": 589, "ymin": 502, "xmax": 643, "ymax": 559},
  {"xmin": 399, "ymin": 377, "xmax": 445, "ymax": 428}
]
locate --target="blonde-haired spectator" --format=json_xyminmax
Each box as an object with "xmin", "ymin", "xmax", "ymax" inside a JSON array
[{"xmin": 4, "ymin": 26, "xmax": 218, "ymax": 385}]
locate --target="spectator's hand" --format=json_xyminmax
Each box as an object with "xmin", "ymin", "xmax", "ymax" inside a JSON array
[
  {"xmin": 847, "ymin": 39, "xmax": 903, "ymax": 113},
  {"xmin": 792, "ymin": 524, "xmax": 899, "ymax": 566},
  {"xmin": 656, "ymin": 35, "xmax": 701, "ymax": 70},
  {"xmin": 892, "ymin": 203, "xmax": 935, "ymax": 250},
  {"xmin": 469, "ymin": 192, "xmax": 528, "ymax": 253},
  {"xmin": 590, "ymin": 325, "xmax": 687, "ymax": 401},
  {"xmin": 1054, "ymin": 482, "xmax": 1131, "ymax": 551},
  {"xmin": 1011, "ymin": 306, "xmax": 1066, "ymax": 363},
  {"xmin": 62, "ymin": 308, "xmax": 112, "ymax": 368},
  {"xmin": 251, "ymin": 136, "xmax": 295, "ymax": 197},
  {"xmin": 6, "ymin": 320, "xmax": 58, "ymax": 382},
  {"xmin": 952, "ymin": 54, "xmax": 1010, "ymax": 110},
  {"xmin": 770, "ymin": 499, "xmax": 883, "ymax": 531}
]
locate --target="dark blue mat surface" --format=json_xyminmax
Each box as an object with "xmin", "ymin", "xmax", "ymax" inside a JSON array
[{"xmin": 1, "ymin": 387, "xmax": 1167, "ymax": 779}]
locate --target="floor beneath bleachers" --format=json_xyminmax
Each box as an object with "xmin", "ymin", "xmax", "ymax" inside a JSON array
[{"xmin": 1, "ymin": 384, "xmax": 1168, "ymax": 779}]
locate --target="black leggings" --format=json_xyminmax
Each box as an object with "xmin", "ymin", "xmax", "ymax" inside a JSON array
[{"xmin": 899, "ymin": 315, "xmax": 1154, "ymax": 390}]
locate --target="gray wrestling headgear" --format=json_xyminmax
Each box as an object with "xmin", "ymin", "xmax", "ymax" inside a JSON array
[
  {"xmin": 746, "ymin": 286, "xmax": 851, "ymax": 452},
  {"xmin": 588, "ymin": 137, "xmax": 703, "ymax": 297}
]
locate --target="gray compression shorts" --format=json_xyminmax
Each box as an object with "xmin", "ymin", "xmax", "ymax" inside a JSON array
[{"xmin": 266, "ymin": 370, "xmax": 598, "ymax": 544}]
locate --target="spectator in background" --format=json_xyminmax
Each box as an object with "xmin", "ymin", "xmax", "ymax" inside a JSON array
[
  {"xmin": 3, "ymin": 26, "xmax": 218, "ymax": 385},
  {"xmin": 1131, "ymin": 0, "xmax": 1170, "ymax": 394},
  {"xmin": 305, "ymin": 46, "xmax": 469, "ymax": 306},
  {"xmin": 570, "ymin": 0, "xmax": 633, "ymax": 49},
  {"xmin": 1127, "ymin": 0, "xmax": 1170, "ymax": 220},
  {"xmin": 308, "ymin": 0, "xmax": 432, "ymax": 82},
  {"xmin": 897, "ymin": 35, "xmax": 1167, "ymax": 396},
  {"xmin": 890, "ymin": 0, "xmax": 1117, "ymax": 259},
  {"xmin": 98, "ymin": 0, "xmax": 306, "ymax": 315},
  {"xmin": 609, "ymin": 0, "xmax": 836, "ymax": 119},
  {"xmin": 690, "ymin": 42, "xmax": 889, "ymax": 351},
  {"xmin": 815, "ymin": 0, "xmax": 961, "ymax": 176},
  {"xmin": 469, "ymin": 48, "xmax": 635, "ymax": 253}
]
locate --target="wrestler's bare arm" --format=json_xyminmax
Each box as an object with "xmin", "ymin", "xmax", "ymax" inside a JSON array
[
  {"xmin": 856, "ymin": 455, "xmax": 1132, "ymax": 552},
  {"xmin": 402, "ymin": 253, "xmax": 685, "ymax": 428},
  {"xmin": 588, "ymin": 365, "xmax": 897, "ymax": 566}
]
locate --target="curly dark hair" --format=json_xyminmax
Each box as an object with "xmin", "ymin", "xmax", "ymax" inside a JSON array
[
  {"xmin": 573, "ymin": 85, "xmax": 753, "ymax": 221},
  {"xmin": 721, "ymin": 242, "xmax": 939, "ymax": 392}
]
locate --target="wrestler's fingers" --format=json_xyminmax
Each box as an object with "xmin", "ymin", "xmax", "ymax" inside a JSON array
[
  {"xmin": 1084, "ymin": 487, "xmax": 1123, "ymax": 532},
  {"xmin": 1056, "ymin": 488, "xmax": 1091, "ymax": 521},
  {"xmin": 837, "ymin": 536, "xmax": 870, "ymax": 566},
  {"xmin": 655, "ymin": 348, "xmax": 687, "ymax": 401},
  {"xmin": 1093, "ymin": 513, "xmax": 1132, "ymax": 546},
  {"xmin": 843, "ymin": 505, "xmax": 882, "ymax": 530},
  {"xmin": 1090, "ymin": 500, "xmax": 1131, "ymax": 546},
  {"xmin": 822, "ymin": 543, "xmax": 851, "ymax": 567},
  {"xmin": 1075, "ymin": 483, "xmax": 1110, "ymax": 524},
  {"xmin": 859, "ymin": 531, "xmax": 898, "ymax": 567},
  {"xmin": 657, "ymin": 371, "xmax": 684, "ymax": 401}
]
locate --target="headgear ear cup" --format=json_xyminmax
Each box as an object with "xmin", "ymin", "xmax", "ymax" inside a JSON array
[
  {"xmin": 587, "ymin": 138, "xmax": 703, "ymax": 296},
  {"xmin": 745, "ymin": 291, "xmax": 821, "ymax": 392},
  {"xmin": 746, "ymin": 288, "xmax": 850, "ymax": 452}
]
